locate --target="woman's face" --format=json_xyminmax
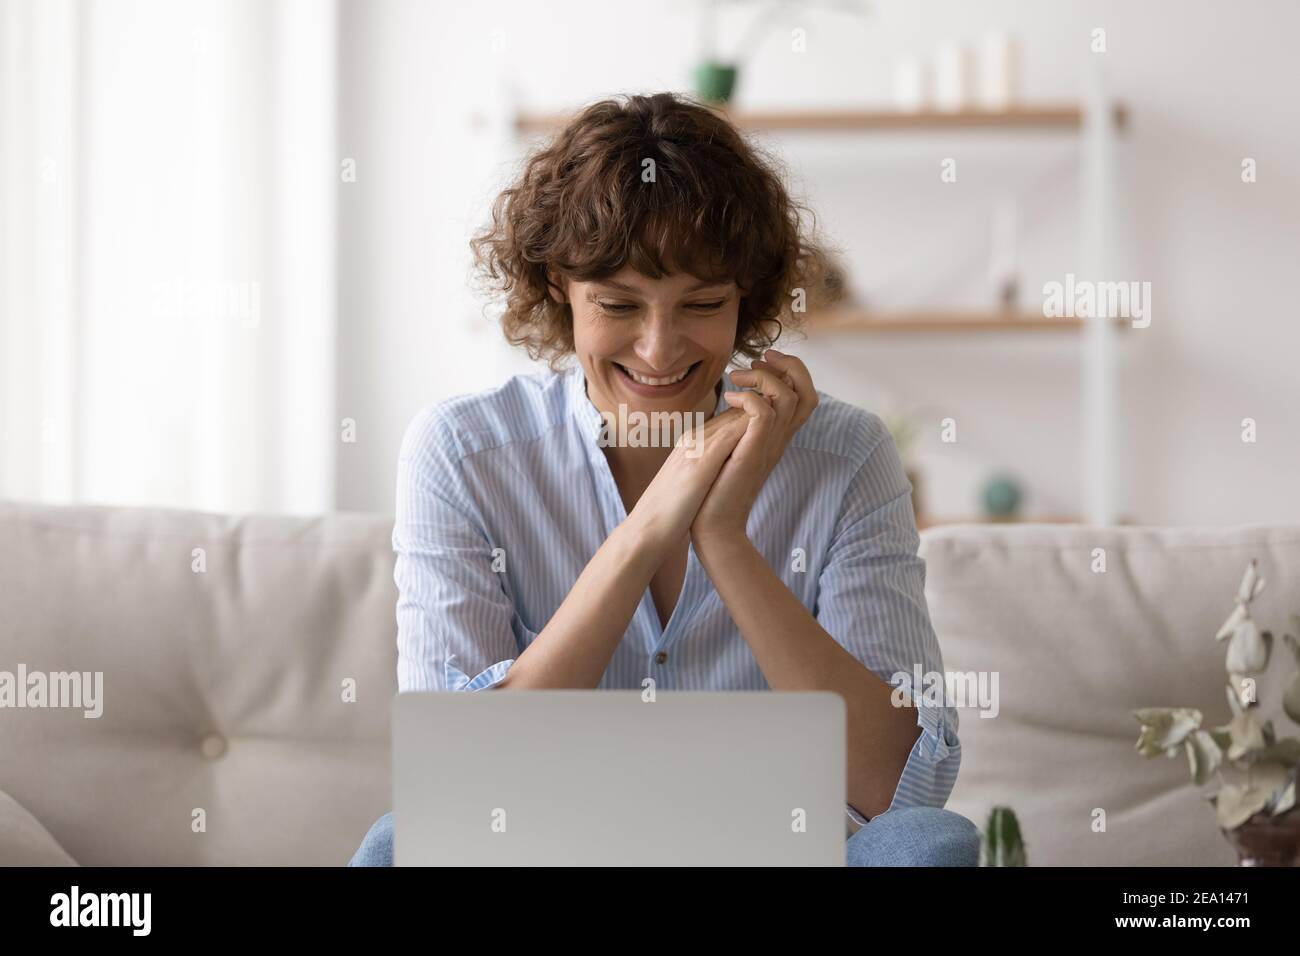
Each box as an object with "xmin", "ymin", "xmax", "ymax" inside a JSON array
[{"xmin": 557, "ymin": 266, "xmax": 740, "ymax": 420}]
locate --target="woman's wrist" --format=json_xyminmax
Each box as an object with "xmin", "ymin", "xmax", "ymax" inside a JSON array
[
  {"xmin": 619, "ymin": 506, "xmax": 681, "ymax": 564},
  {"xmin": 690, "ymin": 526, "xmax": 755, "ymax": 562}
]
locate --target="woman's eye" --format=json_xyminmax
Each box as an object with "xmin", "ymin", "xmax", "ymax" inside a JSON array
[{"xmin": 595, "ymin": 299, "xmax": 725, "ymax": 314}]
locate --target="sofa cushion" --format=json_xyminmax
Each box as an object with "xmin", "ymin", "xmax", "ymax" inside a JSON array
[
  {"xmin": 0, "ymin": 787, "xmax": 77, "ymax": 866},
  {"xmin": 0, "ymin": 501, "xmax": 397, "ymax": 866},
  {"xmin": 921, "ymin": 523, "xmax": 1300, "ymax": 866}
]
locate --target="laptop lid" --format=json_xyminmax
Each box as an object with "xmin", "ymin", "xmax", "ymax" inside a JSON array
[{"xmin": 393, "ymin": 690, "xmax": 846, "ymax": 866}]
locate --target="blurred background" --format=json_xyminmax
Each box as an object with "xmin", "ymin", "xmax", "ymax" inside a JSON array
[{"xmin": 3, "ymin": 0, "xmax": 1298, "ymax": 528}]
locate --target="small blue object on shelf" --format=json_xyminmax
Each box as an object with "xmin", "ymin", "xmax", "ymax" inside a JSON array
[{"xmin": 981, "ymin": 474, "xmax": 1022, "ymax": 519}]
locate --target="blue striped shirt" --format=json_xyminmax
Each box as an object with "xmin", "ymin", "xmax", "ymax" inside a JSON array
[{"xmin": 393, "ymin": 364, "xmax": 960, "ymax": 827}]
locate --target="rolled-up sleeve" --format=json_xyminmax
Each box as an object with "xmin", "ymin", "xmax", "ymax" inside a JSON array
[
  {"xmin": 814, "ymin": 419, "xmax": 961, "ymax": 829},
  {"xmin": 394, "ymin": 407, "xmax": 518, "ymax": 693}
]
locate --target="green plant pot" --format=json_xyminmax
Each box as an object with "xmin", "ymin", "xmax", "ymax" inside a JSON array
[{"xmin": 693, "ymin": 62, "xmax": 738, "ymax": 104}]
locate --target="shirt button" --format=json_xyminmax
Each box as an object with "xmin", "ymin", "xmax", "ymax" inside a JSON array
[
  {"xmin": 654, "ymin": 651, "xmax": 668, "ymax": 664},
  {"xmin": 200, "ymin": 734, "xmax": 227, "ymax": 759}
]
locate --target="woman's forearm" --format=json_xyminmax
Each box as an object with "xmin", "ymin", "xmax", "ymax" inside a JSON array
[
  {"xmin": 693, "ymin": 532, "xmax": 920, "ymax": 819},
  {"xmin": 495, "ymin": 515, "xmax": 666, "ymax": 689}
]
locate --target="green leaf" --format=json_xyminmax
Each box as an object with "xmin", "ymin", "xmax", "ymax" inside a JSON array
[
  {"xmin": 1235, "ymin": 560, "xmax": 1264, "ymax": 605},
  {"xmin": 1134, "ymin": 708, "xmax": 1203, "ymax": 756},
  {"xmin": 1226, "ymin": 620, "xmax": 1271, "ymax": 674},
  {"xmin": 1225, "ymin": 710, "xmax": 1268, "ymax": 760},
  {"xmin": 981, "ymin": 806, "xmax": 1027, "ymax": 867},
  {"xmin": 1269, "ymin": 773, "xmax": 1297, "ymax": 817},
  {"xmin": 1214, "ymin": 783, "xmax": 1271, "ymax": 830},
  {"xmin": 1225, "ymin": 683, "xmax": 1244, "ymax": 716},
  {"xmin": 1216, "ymin": 603, "xmax": 1247, "ymax": 642},
  {"xmin": 1186, "ymin": 731, "xmax": 1223, "ymax": 786}
]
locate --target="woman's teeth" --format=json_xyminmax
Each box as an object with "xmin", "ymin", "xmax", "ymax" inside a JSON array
[{"xmin": 620, "ymin": 364, "xmax": 693, "ymax": 386}]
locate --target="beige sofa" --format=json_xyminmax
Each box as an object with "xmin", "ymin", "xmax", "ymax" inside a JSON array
[{"xmin": 2, "ymin": 499, "xmax": 1295, "ymax": 865}]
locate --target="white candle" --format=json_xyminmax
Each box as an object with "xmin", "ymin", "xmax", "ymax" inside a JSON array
[
  {"xmin": 979, "ymin": 32, "xmax": 1018, "ymax": 110},
  {"xmin": 934, "ymin": 42, "xmax": 970, "ymax": 112},
  {"xmin": 893, "ymin": 56, "xmax": 928, "ymax": 112}
]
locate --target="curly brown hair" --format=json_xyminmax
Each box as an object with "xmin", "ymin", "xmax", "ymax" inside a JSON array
[{"xmin": 469, "ymin": 91, "xmax": 842, "ymax": 369}]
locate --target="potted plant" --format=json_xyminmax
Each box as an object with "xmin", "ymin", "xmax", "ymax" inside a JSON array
[
  {"xmin": 692, "ymin": 0, "xmax": 872, "ymax": 105},
  {"xmin": 1133, "ymin": 560, "xmax": 1300, "ymax": 865},
  {"xmin": 980, "ymin": 805, "xmax": 1028, "ymax": 866}
]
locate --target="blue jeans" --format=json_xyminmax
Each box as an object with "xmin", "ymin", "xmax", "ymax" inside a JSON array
[{"xmin": 347, "ymin": 806, "xmax": 980, "ymax": 866}]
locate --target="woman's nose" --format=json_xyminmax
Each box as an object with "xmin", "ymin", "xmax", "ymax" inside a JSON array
[{"xmin": 634, "ymin": 315, "xmax": 686, "ymax": 371}]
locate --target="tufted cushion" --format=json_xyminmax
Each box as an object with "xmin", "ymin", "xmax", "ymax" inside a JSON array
[
  {"xmin": 0, "ymin": 501, "xmax": 397, "ymax": 866},
  {"xmin": 923, "ymin": 523, "xmax": 1300, "ymax": 866}
]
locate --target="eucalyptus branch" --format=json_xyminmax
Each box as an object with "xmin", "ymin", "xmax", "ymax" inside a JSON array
[{"xmin": 1132, "ymin": 559, "xmax": 1300, "ymax": 830}]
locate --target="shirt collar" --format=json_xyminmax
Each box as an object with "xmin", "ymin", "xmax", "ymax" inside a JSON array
[{"xmin": 565, "ymin": 364, "xmax": 737, "ymax": 444}]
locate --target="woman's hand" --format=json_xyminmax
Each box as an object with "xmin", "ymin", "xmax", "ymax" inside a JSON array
[
  {"xmin": 505, "ymin": 396, "xmax": 746, "ymax": 690},
  {"xmin": 625, "ymin": 405, "xmax": 749, "ymax": 553},
  {"xmin": 690, "ymin": 349, "xmax": 819, "ymax": 546}
]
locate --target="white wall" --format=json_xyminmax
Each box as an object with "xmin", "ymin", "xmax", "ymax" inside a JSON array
[{"xmin": 335, "ymin": 0, "xmax": 1300, "ymax": 525}]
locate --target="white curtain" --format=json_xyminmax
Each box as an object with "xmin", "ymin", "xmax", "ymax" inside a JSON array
[{"xmin": 1, "ymin": 0, "xmax": 338, "ymax": 514}]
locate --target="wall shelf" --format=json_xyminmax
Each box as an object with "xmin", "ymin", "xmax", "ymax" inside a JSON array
[
  {"xmin": 806, "ymin": 309, "xmax": 1132, "ymax": 334},
  {"xmin": 506, "ymin": 103, "xmax": 1128, "ymax": 135}
]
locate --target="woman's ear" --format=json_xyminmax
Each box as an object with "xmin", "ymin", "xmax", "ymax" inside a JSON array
[{"xmin": 545, "ymin": 272, "xmax": 568, "ymax": 305}]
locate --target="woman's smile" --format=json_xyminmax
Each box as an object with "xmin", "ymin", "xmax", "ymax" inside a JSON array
[{"xmin": 611, "ymin": 359, "xmax": 703, "ymax": 399}]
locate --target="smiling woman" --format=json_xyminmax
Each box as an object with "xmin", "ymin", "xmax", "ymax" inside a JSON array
[
  {"xmin": 469, "ymin": 92, "xmax": 839, "ymax": 367},
  {"xmin": 348, "ymin": 91, "xmax": 978, "ymax": 867}
]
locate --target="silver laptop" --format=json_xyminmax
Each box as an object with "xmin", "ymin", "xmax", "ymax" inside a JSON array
[{"xmin": 393, "ymin": 690, "xmax": 846, "ymax": 866}]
